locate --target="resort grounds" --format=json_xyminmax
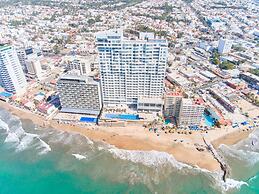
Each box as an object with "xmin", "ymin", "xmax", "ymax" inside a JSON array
[{"xmin": 0, "ymin": 100, "xmax": 256, "ymax": 172}]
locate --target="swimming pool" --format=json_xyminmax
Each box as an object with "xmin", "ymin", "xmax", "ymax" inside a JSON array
[
  {"xmin": 105, "ymin": 114, "xmax": 140, "ymax": 120},
  {"xmin": 80, "ymin": 117, "xmax": 98, "ymax": 123},
  {"xmin": 203, "ymin": 114, "xmax": 215, "ymax": 127},
  {"xmin": 165, "ymin": 119, "xmax": 171, "ymax": 125}
]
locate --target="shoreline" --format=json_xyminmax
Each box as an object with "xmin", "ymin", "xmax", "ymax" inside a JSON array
[
  {"xmin": 0, "ymin": 101, "xmax": 253, "ymax": 172},
  {"xmin": 212, "ymin": 129, "xmax": 251, "ymax": 148}
]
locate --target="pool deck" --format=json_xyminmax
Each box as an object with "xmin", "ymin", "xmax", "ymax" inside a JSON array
[{"xmin": 105, "ymin": 113, "xmax": 140, "ymax": 121}]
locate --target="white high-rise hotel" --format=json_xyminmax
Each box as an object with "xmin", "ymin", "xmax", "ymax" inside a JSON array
[
  {"xmin": 0, "ymin": 45, "xmax": 27, "ymax": 94},
  {"xmin": 96, "ymin": 29, "xmax": 168, "ymax": 105},
  {"xmin": 218, "ymin": 38, "xmax": 233, "ymax": 54}
]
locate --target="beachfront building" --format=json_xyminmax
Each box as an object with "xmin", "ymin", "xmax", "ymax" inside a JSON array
[
  {"xmin": 57, "ymin": 71, "xmax": 102, "ymax": 115},
  {"xmin": 64, "ymin": 56, "xmax": 91, "ymax": 75},
  {"xmin": 37, "ymin": 102, "xmax": 56, "ymax": 115},
  {"xmin": 0, "ymin": 45, "xmax": 27, "ymax": 94},
  {"xmin": 218, "ymin": 38, "xmax": 233, "ymax": 54},
  {"xmin": 164, "ymin": 92, "xmax": 183, "ymax": 117},
  {"xmin": 177, "ymin": 99, "xmax": 205, "ymax": 126},
  {"xmin": 96, "ymin": 29, "xmax": 168, "ymax": 106},
  {"xmin": 137, "ymin": 97, "xmax": 163, "ymax": 112}
]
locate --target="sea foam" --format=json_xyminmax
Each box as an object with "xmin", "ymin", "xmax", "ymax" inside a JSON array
[
  {"xmin": 0, "ymin": 113, "xmax": 51, "ymax": 155},
  {"xmin": 38, "ymin": 139, "xmax": 52, "ymax": 155},
  {"xmin": 219, "ymin": 144, "xmax": 259, "ymax": 166},
  {"xmin": 220, "ymin": 178, "xmax": 248, "ymax": 192},
  {"xmin": 0, "ymin": 119, "xmax": 9, "ymax": 132},
  {"xmin": 72, "ymin": 154, "xmax": 87, "ymax": 160},
  {"xmin": 108, "ymin": 148, "xmax": 189, "ymax": 169},
  {"xmin": 248, "ymin": 174, "xmax": 258, "ymax": 183},
  {"xmin": 4, "ymin": 132, "xmax": 20, "ymax": 143}
]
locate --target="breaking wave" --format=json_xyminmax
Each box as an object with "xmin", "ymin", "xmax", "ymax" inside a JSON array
[
  {"xmin": 72, "ymin": 153, "xmax": 87, "ymax": 160},
  {"xmin": 213, "ymin": 174, "xmax": 249, "ymax": 193},
  {"xmin": 47, "ymin": 130, "xmax": 94, "ymax": 146},
  {"xmin": 0, "ymin": 108, "xmax": 257, "ymax": 193},
  {"xmin": 108, "ymin": 147, "xmax": 249, "ymax": 192},
  {"xmin": 108, "ymin": 148, "xmax": 189, "ymax": 169},
  {"xmin": 248, "ymin": 174, "xmax": 258, "ymax": 183},
  {"xmin": 0, "ymin": 110, "xmax": 51, "ymax": 155},
  {"xmin": 219, "ymin": 144, "xmax": 259, "ymax": 166}
]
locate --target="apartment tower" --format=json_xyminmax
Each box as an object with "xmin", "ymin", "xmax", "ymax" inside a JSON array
[
  {"xmin": 96, "ymin": 29, "xmax": 168, "ymax": 106},
  {"xmin": 0, "ymin": 45, "xmax": 27, "ymax": 94}
]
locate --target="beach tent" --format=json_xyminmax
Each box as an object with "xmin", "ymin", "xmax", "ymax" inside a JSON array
[
  {"xmin": 0, "ymin": 91, "xmax": 12, "ymax": 102},
  {"xmin": 241, "ymin": 121, "xmax": 248, "ymax": 125}
]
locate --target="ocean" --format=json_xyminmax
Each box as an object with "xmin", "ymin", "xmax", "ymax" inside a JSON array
[{"xmin": 0, "ymin": 108, "xmax": 258, "ymax": 194}]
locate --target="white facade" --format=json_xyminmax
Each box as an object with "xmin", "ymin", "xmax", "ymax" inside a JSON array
[
  {"xmin": 137, "ymin": 97, "xmax": 163, "ymax": 112},
  {"xmin": 17, "ymin": 49, "xmax": 27, "ymax": 69},
  {"xmin": 26, "ymin": 54, "xmax": 43, "ymax": 79},
  {"xmin": 164, "ymin": 94, "xmax": 183, "ymax": 117},
  {"xmin": 218, "ymin": 38, "xmax": 233, "ymax": 54},
  {"xmin": 57, "ymin": 72, "xmax": 102, "ymax": 115},
  {"xmin": 0, "ymin": 45, "xmax": 27, "ymax": 94},
  {"xmin": 17, "ymin": 47, "xmax": 34, "ymax": 72},
  {"xmin": 96, "ymin": 29, "xmax": 168, "ymax": 105},
  {"xmin": 178, "ymin": 99, "xmax": 204, "ymax": 126},
  {"xmin": 64, "ymin": 56, "xmax": 91, "ymax": 75}
]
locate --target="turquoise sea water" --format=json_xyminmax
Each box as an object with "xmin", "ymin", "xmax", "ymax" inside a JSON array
[{"xmin": 0, "ymin": 108, "xmax": 259, "ymax": 194}]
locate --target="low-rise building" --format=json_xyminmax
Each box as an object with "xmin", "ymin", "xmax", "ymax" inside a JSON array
[
  {"xmin": 200, "ymin": 70, "xmax": 217, "ymax": 80},
  {"xmin": 240, "ymin": 72, "xmax": 259, "ymax": 89},
  {"xmin": 209, "ymin": 88, "xmax": 236, "ymax": 113},
  {"xmin": 37, "ymin": 102, "xmax": 56, "ymax": 115},
  {"xmin": 137, "ymin": 97, "xmax": 163, "ymax": 112},
  {"xmin": 166, "ymin": 71, "xmax": 191, "ymax": 88},
  {"xmin": 226, "ymin": 79, "xmax": 247, "ymax": 90}
]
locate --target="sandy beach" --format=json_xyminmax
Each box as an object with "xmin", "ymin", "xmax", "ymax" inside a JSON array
[{"xmin": 0, "ymin": 101, "xmax": 254, "ymax": 172}]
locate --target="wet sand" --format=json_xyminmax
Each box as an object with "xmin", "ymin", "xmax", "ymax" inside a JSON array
[
  {"xmin": 0, "ymin": 101, "xmax": 253, "ymax": 172},
  {"xmin": 212, "ymin": 128, "xmax": 251, "ymax": 148}
]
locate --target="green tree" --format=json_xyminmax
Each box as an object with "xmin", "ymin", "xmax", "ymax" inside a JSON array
[
  {"xmin": 250, "ymin": 69, "xmax": 259, "ymax": 76},
  {"xmin": 213, "ymin": 58, "xmax": 220, "ymax": 65},
  {"xmin": 87, "ymin": 18, "xmax": 96, "ymax": 26},
  {"xmin": 95, "ymin": 15, "xmax": 102, "ymax": 22},
  {"xmin": 53, "ymin": 45, "xmax": 60, "ymax": 54},
  {"xmin": 50, "ymin": 14, "xmax": 56, "ymax": 22},
  {"xmin": 219, "ymin": 61, "xmax": 235, "ymax": 70}
]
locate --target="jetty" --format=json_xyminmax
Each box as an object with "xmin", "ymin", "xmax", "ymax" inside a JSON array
[{"xmin": 203, "ymin": 137, "xmax": 230, "ymax": 182}]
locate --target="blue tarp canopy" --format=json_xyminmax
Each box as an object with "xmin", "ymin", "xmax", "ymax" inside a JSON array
[
  {"xmin": 241, "ymin": 121, "xmax": 248, "ymax": 125},
  {"xmin": 80, "ymin": 117, "xmax": 97, "ymax": 123},
  {"xmin": 0, "ymin": 91, "xmax": 12, "ymax": 97}
]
